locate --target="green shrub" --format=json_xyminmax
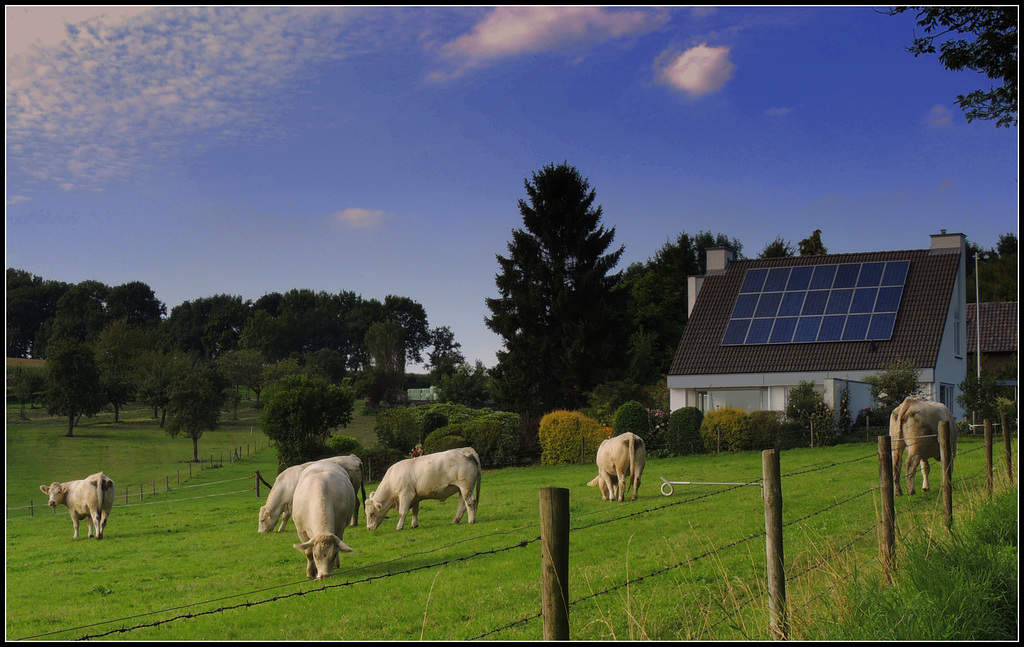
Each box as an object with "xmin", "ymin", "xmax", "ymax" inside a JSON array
[
  {"xmin": 419, "ymin": 410, "xmax": 449, "ymax": 444},
  {"xmin": 423, "ymin": 425, "xmax": 471, "ymax": 454},
  {"xmin": 374, "ymin": 407, "xmax": 419, "ymax": 453},
  {"xmin": 666, "ymin": 407, "xmax": 704, "ymax": 456},
  {"xmin": 326, "ymin": 435, "xmax": 362, "ymax": 456},
  {"xmin": 747, "ymin": 410, "xmax": 783, "ymax": 450},
  {"xmin": 538, "ymin": 410, "xmax": 607, "ymax": 465},
  {"xmin": 700, "ymin": 407, "xmax": 750, "ymax": 453},
  {"xmin": 358, "ymin": 445, "xmax": 407, "ymax": 484},
  {"xmin": 612, "ymin": 400, "xmax": 653, "ymax": 438},
  {"xmin": 777, "ymin": 419, "xmax": 811, "ymax": 450},
  {"xmin": 481, "ymin": 411, "xmax": 522, "ymax": 468}
]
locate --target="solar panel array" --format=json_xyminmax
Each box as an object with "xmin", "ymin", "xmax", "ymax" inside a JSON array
[{"xmin": 722, "ymin": 260, "xmax": 910, "ymax": 346}]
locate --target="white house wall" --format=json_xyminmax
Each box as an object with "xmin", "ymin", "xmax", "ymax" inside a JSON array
[{"xmin": 669, "ymin": 367, "xmax": 939, "ymax": 416}]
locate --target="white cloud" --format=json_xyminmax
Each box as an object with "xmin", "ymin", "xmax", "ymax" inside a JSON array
[
  {"xmin": 6, "ymin": 7, "xmax": 362, "ymax": 194},
  {"xmin": 924, "ymin": 104, "xmax": 954, "ymax": 128},
  {"xmin": 433, "ymin": 6, "xmax": 666, "ymax": 80},
  {"xmin": 332, "ymin": 208, "xmax": 389, "ymax": 229},
  {"xmin": 655, "ymin": 43, "xmax": 735, "ymax": 98}
]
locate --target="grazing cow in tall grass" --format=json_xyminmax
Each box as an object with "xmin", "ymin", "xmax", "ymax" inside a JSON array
[
  {"xmin": 40, "ymin": 472, "xmax": 115, "ymax": 539},
  {"xmin": 587, "ymin": 433, "xmax": 646, "ymax": 502},
  {"xmin": 364, "ymin": 447, "xmax": 481, "ymax": 531},
  {"xmin": 291, "ymin": 461, "xmax": 357, "ymax": 580},
  {"xmin": 889, "ymin": 397, "xmax": 957, "ymax": 496}
]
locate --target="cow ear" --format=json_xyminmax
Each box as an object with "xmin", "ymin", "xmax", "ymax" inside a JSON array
[
  {"xmin": 40, "ymin": 485, "xmax": 50, "ymax": 494},
  {"xmin": 294, "ymin": 540, "xmax": 312, "ymax": 552}
]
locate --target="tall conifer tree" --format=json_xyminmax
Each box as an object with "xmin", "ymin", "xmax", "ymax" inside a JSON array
[{"xmin": 486, "ymin": 162, "xmax": 628, "ymax": 417}]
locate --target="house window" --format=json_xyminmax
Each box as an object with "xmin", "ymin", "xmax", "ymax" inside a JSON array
[{"xmin": 939, "ymin": 383, "xmax": 955, "ymax": 410}]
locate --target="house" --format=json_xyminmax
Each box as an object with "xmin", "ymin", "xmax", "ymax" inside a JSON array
[
  {"xmin": 966, "ymin": 301, "xmax": 1018, "ymax": 373},
  {"xmin": 966, "ymin": 301, "xmax": 1018, "ymax": 399},
  {"xmin": 667, "ymin": 231, "xmax": 968, "ymax": 419}
]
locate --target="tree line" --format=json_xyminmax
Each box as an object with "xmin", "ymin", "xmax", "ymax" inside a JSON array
[{"xmin": 6, "ymin": 162, "xmax": 1016, "ymax": 446}]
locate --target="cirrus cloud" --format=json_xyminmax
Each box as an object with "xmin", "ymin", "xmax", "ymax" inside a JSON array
[
  {"xmin": 332, "ymin": 207, "xmax": 389, "ymax": 229},
  {"xmin": 432, "ymin": 6, "xmax": 667, "ymax": 80},
  {"xmin": 655, "ymin": 43, "xmax": 735, "ymax": 98}
]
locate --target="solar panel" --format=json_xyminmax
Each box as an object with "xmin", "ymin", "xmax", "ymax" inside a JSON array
[{"xmin": 722, "ymin": 260, "xmax": 909, "ymax": 345}]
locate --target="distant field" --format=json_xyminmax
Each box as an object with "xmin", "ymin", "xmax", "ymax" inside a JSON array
[{"xmin": 5, "ymin": 399, "xmax": 1013, "ymax": 640}]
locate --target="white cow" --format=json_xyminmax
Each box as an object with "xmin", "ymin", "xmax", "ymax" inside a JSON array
[
  {"xmin": 587, "ymin": 432, "xmax": 646, "ymax": 502},
  {"xmin": 40, "ymin": 472, "xmax": 115, "ymax": 539},
  {"xmin": 291, "ymin": 460, "xmax": 357, "ymax": 580},
  {"xmin": 364, "ymin": 447, "xmax": 481, "ymax": 531},
  {"xmin": 258, "ymin": 454, "xmax": 367, "ymax": 533},
  {"xmin": 889, "ymin": 397, "xmax": 958, "ymax": 496}
]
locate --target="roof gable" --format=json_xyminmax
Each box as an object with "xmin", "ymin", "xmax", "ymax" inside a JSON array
[{"xmin": 669, "ymin": 248, "xmax": 961, "ymax": 376}]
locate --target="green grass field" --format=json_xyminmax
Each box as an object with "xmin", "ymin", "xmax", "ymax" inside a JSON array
[{"xmin": 5, "ymin": 399, "xmax": 1015, "ymax": 640}]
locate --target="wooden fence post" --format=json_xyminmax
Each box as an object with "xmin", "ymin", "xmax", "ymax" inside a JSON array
[
  {"xmin": 762, "ymin": 449, "xmax": 787, "ymax": 640},
  {"xmin": 1002, "ymin": 413, "xmax": 1014, "ymax": 484},
  {"xmin": 938, "ymin": 421, "xmax": 953, "ymax": 531},
  {"xmin": 539, "ymin": 487, "xmax": 570, "ymax": 641},
  {"xmin": 984, "ymin": 419, "xmax": 993, "ymax": 499},
  {"xmin": 877, "ymin": 435, "xmax": 895, "ymax": 581}
]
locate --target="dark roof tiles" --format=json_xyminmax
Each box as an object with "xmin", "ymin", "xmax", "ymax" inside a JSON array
[{"xmin": 966, "ymin": 302, "xmax": 1018, "ymax": 354}]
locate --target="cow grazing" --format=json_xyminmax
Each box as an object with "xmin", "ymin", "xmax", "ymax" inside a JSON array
[
  {"xmin": 889, "ymin": 397, "xmax": 958, "ymax": 496},
  {"xmin": 291, "ymin": 460, "xmax": 357, "ymax": 580},
  {"xmin": 40, "ymin": 472, "xmax": 115, "ymax": 539},
  {"xmin": 258, "ymin": 463, "xmax": 308, "ymax": 533},
  {"xmin": 258, "ymin": 454, "xmax": 367, "ymax": 533},
  {"xmin": 364, "ymin": 447, "xmax": 481, "ymax": 531},
  {"xmin": 587, "ymin": 433, "xmax": 646, "ymax": 502}
]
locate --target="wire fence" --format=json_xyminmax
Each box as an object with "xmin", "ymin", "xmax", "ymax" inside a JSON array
[
  {"xmin": 8, "ymin": 430, "xmax": 1014, "ymax": 641},
  {"xmin": 5, "ymin": 441, "xmax": 266, "ymax": 520}
]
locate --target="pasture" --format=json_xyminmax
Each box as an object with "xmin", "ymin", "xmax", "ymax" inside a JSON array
[{"xmin": 5, "ymin": 400, "xmax": 1015, "ymax": 640}]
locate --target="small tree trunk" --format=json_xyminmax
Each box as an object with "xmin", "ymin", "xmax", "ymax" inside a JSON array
[
  {"xmin": 66, "ymin": 414, "xmax": 75, "ymax": 437},
  {"xmin": 192, "ymin": 436, "xmax": 200, "ymax": 463}
]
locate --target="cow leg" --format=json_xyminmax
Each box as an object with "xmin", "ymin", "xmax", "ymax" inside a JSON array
[
  {"xmin": 70, "ymin": 512, "xmax": 82, "ymax": 539},
  {"xmin": 920, "ymin": 459, "xmax": 931, "ymax": 492},
  {"xmin": 90, "ymin": 508, "xmax": 103, "ymax": 539},
  {"xmin": 616, "ymin": 469, "xmax": 627, "ymax": 502},
  {"xmin": 630, "ymin": 474, "xmax": 641, "ymax": 502},
  {"xmin": 452, "ymin": 493, "xmax": 467, "ymax": 524},
  {"xmin": 99, "ymin": 508, "xmax": 110, "ymax": 538},
  {"xmin": 305, "ymin": 552, "xmax": 317, "ymax": 579},
  {"xmin": 906, "ymin": 455, "xmax": 920, "ymax": 495},
  {"xmin": 276, "ymin": 512, "xmax": 291, "ymax": 533},
  {"xmin": 395, "ymin": 495, "xmax": 415, "ymax": 532},
  {"xmin": 409, "ymin": 501, "xmax": 420, "ymax": 529},
  {"xmin": 891, "ymin": 448, "xmax": 904, "ymax": 496}
]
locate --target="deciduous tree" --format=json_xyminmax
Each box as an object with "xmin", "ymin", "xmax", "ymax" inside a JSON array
[
  {"xmin": 165, "ymin": 361, "xmax": 226, "ymax": 462},
  {"xmin": 885, "ymin": 6, "xmax": 1018, "ymax": 127},
  {"xmin": 260, "ymin": 374, "xmax": 355, "ymax": 468},
  {"xmin": 44, "ymin": 338, "xmax": 107, "ymax": 437}
]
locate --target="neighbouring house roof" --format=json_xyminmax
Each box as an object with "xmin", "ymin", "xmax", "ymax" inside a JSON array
[
  {"xmin": 669, "ymin": 248, "xmax": 961, "ymax": 377},
  {"xmin": 966, "ymin": 302, "xmax": 1018, "ymax": 355}
]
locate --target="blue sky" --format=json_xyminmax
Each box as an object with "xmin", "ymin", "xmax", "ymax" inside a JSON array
[{"xmin": 6, "ymin": 6, "xmax": 1018, "ymax": 371}]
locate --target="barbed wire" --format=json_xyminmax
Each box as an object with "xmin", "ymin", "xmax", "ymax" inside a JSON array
[{"xmin": 11, "ymin": 436, "xmax": 1006, "ymax": 641}]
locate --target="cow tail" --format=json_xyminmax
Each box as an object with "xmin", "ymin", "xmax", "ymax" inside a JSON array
[{"xmin": 628, "ymin": 433, "xmax": 636, "ymax": 495}]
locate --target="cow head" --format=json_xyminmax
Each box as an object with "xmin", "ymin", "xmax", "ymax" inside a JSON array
[
  {"xmin": 40, "ymin": 482, "xmax": 65, "ymax": 508},
  {"xmin": 294, "ymin": 533, "xmax": 353, "ymax": 580},
  {"xmin": 364, "ymin": 495, "xmax": 386, "ymax": 531},
  {"xmin": 257, "ymin": 506, "xmax": 273, "ymax": 533}
]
